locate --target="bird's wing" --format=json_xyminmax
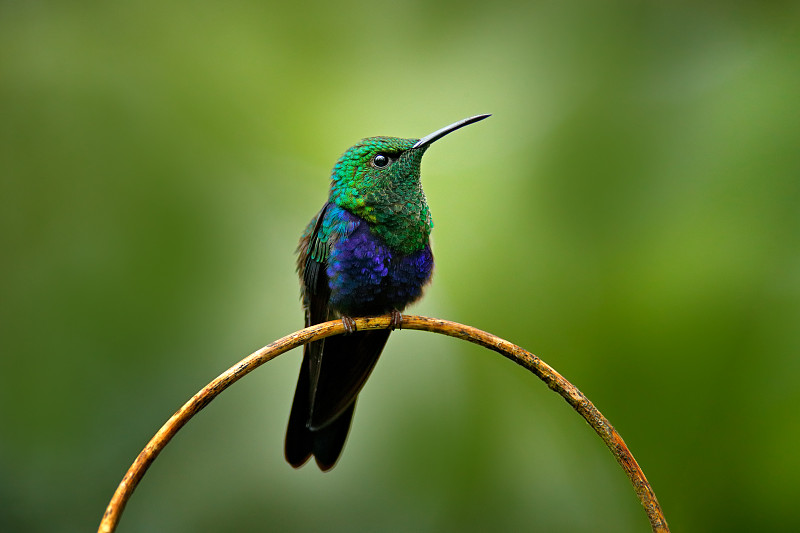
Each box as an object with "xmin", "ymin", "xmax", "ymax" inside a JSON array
[
  {"xmin": 299, "ymin": 204, "xmax": 390, "ymax": 429},
  {"xmin": 286, "ymin": 204, "xmax": 390, "ymax": 470},
  {"xmin": 299, "ymin": 202, "xmax": 333, "ymax": 329},
  {"xmin": 285, "ymin": 203, "xmax": 332, "ymax": 468}
]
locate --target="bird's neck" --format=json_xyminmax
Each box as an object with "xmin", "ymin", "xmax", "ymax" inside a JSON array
[{"xmin": 332, "ymin": 181, "xmax": 432, "ymax": 254}]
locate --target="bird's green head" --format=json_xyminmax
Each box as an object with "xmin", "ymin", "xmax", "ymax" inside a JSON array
[
  {"xmin": 329, "ymin": 136, "xmax": 426, "ymax": 225},
  {"xmin": 328, "ymin": 114, "xmax": 490, "ymax": 252}
]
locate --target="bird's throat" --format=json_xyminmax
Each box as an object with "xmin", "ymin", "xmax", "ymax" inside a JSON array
[{"xmin": 343, "ymin": 187, "xmax": 432, "ymax": 254}]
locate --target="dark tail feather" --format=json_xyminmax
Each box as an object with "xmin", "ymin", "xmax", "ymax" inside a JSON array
[
  {"xmin": 312, "ymin": 402, "xmax": 355, "ymax": 471},
  {"xmin": 285, "ymin": 396, "xmax": 354, "ymax": 471},
  {"xmin": 308, "ymin": 330, "xmax": 390, "ymax": 429},
  {"xmin": 284, "ymin": 355, "xmax": 355, "ymax": 471},
  {"xmin": 285, "ymin": 347, "xmax": 313, "ymax": 468},
  {"xmin": 285, "ymin": 330, "xmax": 391, "ymax": 470}
]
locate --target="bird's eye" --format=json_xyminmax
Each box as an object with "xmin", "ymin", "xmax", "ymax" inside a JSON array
[{"xmin": 372, "ymin": 154, "xmax": 390, "ymax": 168}]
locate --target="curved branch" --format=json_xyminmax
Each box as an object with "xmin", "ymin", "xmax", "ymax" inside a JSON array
[{"xmin": 98, "ymin": 315, "xmax": 669, "ymax": 533}]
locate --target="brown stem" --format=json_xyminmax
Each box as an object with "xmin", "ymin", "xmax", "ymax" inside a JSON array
[{"xmin": 98, "ymin": 315, "xmax": 669, "ymax": 533}]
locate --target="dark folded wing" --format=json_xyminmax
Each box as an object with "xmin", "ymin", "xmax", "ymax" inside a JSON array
[
  {"xmin": 307, "ymin": 328, "xmax": 390, "ymax": 430},
  {"xmin": 285, "ymin": 202, "xmax": 391, "ymax": 469},
  {"xmin": 285, "ymin": 203, "xmax": 331, "ymax": 467}
]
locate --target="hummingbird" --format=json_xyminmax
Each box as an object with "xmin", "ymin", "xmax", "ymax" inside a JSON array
[{"xmin": 285, "ymin": 114, "xmax": 490, "ymax": 470}]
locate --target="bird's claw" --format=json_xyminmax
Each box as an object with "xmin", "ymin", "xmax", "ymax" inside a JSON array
[
  {"xmin": 341, "ymin": 316, "xmax": 357, "ymax": 334},
  {"xmin": 390, "ymin": 309, "xmax": 403, "ymax": 331}
]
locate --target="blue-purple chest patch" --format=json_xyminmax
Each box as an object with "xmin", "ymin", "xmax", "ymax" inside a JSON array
[{"xmin": 325, "ymin": 210, "xmax": 433, "ymax": 315}]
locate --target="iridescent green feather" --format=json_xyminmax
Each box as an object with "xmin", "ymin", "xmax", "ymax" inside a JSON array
[{"xmin": 329, "ymin": 136, "xmax": 433, "ymax": 254}]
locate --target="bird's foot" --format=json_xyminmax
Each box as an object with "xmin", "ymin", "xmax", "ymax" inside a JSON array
[
  {"xmin": 390, "ymin": 309, "xmax": 403, "ymax": 331},
  {"xmin": 341, "ymin": 315, "xmax": 357, "ymax": 334}
]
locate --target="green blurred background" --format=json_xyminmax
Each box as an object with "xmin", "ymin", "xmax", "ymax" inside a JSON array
[{"xmin": 2, "ymin": 1, "xmax": 799, "ymax": 531}]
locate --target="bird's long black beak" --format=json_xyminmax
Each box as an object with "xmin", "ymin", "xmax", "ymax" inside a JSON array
[{"xmin": 412, "ymin": 114, "xmax": 491, "ymax": 149}]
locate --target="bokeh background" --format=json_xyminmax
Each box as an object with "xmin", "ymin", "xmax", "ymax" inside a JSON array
[{"xmin": 2, "ymin": 1, "xmax": 799, "ymax": 532}]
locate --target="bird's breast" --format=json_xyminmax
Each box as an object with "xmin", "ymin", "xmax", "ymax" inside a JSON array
[{"xmin": 326, "ymin": 218, "xmax": 433, "ymax": 316}]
